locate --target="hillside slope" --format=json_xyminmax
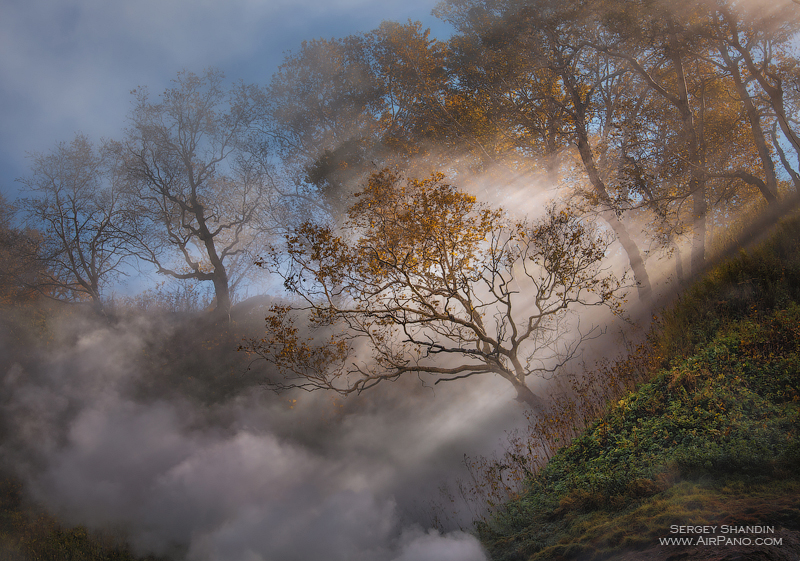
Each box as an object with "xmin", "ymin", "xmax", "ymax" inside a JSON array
[{"xmin": 479, "ymin": 216, "xmax": 800, "ymax": 561}]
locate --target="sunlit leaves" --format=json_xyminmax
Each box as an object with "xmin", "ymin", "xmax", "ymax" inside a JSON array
[
  {"xmin": 239, "ymin": 304, "xmax": 350, "ymax": 392},
  {"xmin": 245, "ymin": 169, "xmax": 622, "ymax": 409}
]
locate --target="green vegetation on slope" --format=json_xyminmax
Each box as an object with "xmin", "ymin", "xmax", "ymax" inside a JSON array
[{"xmin": 478, "ymin": 215, "xmax": 800, "ymax": 560}]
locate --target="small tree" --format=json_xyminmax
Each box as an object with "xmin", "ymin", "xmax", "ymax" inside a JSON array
[
  {"xmin": 242, "ymin": 169, "xmax": 622, "ymax": 410},
  {"xmin": 16, "ymin": 134, "xmax": 129, "ymax": 310}
]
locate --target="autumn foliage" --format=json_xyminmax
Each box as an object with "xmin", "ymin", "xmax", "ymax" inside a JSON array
[{"xmin": 242, "ymin": 169, "xmax": 622, "ymax": 410}]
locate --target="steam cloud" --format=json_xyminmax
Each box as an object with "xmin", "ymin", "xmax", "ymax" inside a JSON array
[{"xmin": 0, "ymin": 310, "xmax": 505, "ymax": 560}]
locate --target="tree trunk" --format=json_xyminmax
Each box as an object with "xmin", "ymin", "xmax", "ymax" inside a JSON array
[
  {"xmin": 503, "ymin": 358, "xmax": 548, "ymax": 412},
  {"xmin": 719, "ymin": 47, "xmax": 779, "ymax": 205},
  {"xmin": 690, "ymin": 186, "xmax": 707, "ymax": 278},
  {"xmin": 666, "ymin": 27, "xmax": 706, "ymax": 278},
  {"xmin": 513, "ymin": 382, "xmax": 548, "ymax": 412},
  {"xmin": 564, "ymin": 72, "xmax": 653, "ymax": 301},
  {"xmin": 211, "ymin": 272, "xmax": 232, "ymax": 319},
  {"xmin": 772, "ymin": 122, "xmax": 800, "ymax": 195},
  {"xmin": 674, "ymin": 243, "xmax": 685, "ymax": 286},
  {"xmin": 195, "ymin": 205, "xmax": 232, "ymax": 319},
  {"xmin": 602, "ymin": 210, "xmax": 652, "ymax": 301}
]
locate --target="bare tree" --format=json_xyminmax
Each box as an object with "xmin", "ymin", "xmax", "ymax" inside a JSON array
[
  {"xmin": 119, "ymin": 69, "xmax": 273, "ymax": 317},
  {"xmin": 16, "ymin": 134, "xmax": 129, "ymax": 310},
  {"xmin": 241, "ymin": 169, "xmax": 622, "ymax": 411}
]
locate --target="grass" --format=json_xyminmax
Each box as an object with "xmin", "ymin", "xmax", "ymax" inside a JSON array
[{"xmin": 477, "ymin": 213, "xmax": 800, "ymax": 560}]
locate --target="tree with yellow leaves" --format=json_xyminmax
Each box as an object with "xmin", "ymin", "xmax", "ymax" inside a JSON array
[{"xmin": 241, "ymin": 169, "xmax": 622, "ymax": 411}]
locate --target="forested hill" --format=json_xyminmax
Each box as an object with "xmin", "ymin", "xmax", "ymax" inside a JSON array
[{"xmin": 478, "ymin": 214, "xmax": 800, "ymax": 560}]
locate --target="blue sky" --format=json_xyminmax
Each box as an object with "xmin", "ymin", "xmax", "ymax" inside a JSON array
[{"xmin": 0, "ymin": 0, "xmax": 453, "ymax": 202}]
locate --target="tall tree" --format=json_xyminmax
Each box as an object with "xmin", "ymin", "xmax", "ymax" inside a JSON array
[
  {"xmin": 265, "ymin": 35, "xmax": 385, "ymax": 216},
  {"xmin": 594, "ymin": 0, "xmax": 714, "ymax": 276},
  {"xmin": 442, "ymin": 3, "xmax": 571, "ymax": 178},
  {"xmin": 265, "ymin": 23, "xmax": 461, "ymax": 214},
  {"xmin": 437, "ymin": 0, "xmax": 655, "ymax": 299},
  {"xmin": 366, "ymin": 21, "xmax": 464, "ymax": 167},
  {"xmin": 120, "ymin": 70, "xmax": 272, "ymax": 317}
]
